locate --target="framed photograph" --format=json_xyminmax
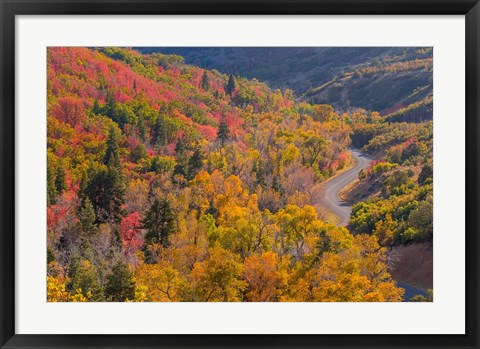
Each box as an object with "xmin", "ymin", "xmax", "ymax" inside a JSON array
[{"xmin": 1, "ymin": 0, "xmax": 479, "ymax": 348}]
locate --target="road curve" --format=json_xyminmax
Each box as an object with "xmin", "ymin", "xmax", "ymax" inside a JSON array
[
  {"xmin": 319, "ymin": 150, "xmax": 427, "ymax": 300},
  {"xmin": 319, "ymin": 148, "xmax": 372, "ymax": 226},
  {"xmin": 397, "ymin": 282, "xmax": 428, "ymax": 301}
]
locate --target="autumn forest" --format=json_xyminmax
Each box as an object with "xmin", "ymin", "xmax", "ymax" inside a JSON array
[{"xmin": 47, "ymin": 47, "xmax": 433, "ymax": 302}]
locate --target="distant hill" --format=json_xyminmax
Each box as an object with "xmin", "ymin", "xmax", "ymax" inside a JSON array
[
  {"xmin": 384, "ymin": 95, "xmax": 433, "ymax": 123},
  {"xmin": 136, "ymin": 47, "xmax": 433, "ymax": 117}
]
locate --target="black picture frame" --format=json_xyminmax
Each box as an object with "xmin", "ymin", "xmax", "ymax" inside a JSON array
[{"xmin": 1, "ymin": 0, "xmax": 479, "ymax": 348}]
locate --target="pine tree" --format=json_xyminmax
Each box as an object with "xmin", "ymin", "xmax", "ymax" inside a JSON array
[
  {"xmin": 217, "ymin": 117, "xmax": 230, "ymax": 147},
  {"xmin": 253, "ymin": 158, "xmax": 266, "ymax": 188},
  {"xmin": 55, "ymin": 163, "xmax": 67, "ymax": 195},
  {"xmin": 47, "ymin": 162, "xmax": 57, "ymax": 205},
  {"xmin": 104, "ymin": 126, "xmax": 121, "ymax": 169},
  {"xmin": 83, "ymin": 165, "xmax": 125, "ymax": 224},
  {"xmin": 105, "ymin": 90, "xmax": 116, "ymax": 118},
  {"xmin": 104, "ymin": 262, "xmax": 135, "ymax": 302},
  {"xmin": 201, "ymin": 71, "xmax": 210, "ymax": 90},
  {"xmin": 187, "ymin": 146, "xmax": 204, "ymax": 180},
  {"xmin": 79, "ymin": 197, "xmax": 97, "ymax": 237},
  {"xmin": 272, "ymin": 174, "xmax": 282, "ymax": 196},
  {"xmin": 106, "ymin": 163, "xmax": 126, "ymax": 223},
  {"xmin": 130, "ymin": 143, "xmax": 147, "ymax": 163},
  {"xmin": 225, "ymin": 74, "xmax": 236, "ymax": 95},
  {"xmin": 78, "ymin": 169, "xmax": 89, "ymax": 202},
  {"xmin": 47, "ymin": 247, "xmax": 55, "ymax": 264},
  {"xmin": 137, "ymin": 115, "xmax": 147, "ymax": 142},
  {"xmin": 173, "ymin": 137, "xmax": 189, "ymax": 177},
  {"xmin": 67, "ymin": 259, "xmax": 104, "ymax": 301},
  {"xmin": 418, "ymin": 161, "xmax": 433, "ymax": 185},
  {"xmin": 151, "ymin": 113, "xmax": 168, "ymax": 147},
  {"xmin": 91, "ymin": 99, "xmax": 102, "ymax": 115},
  {"xmin": 142, "ymin": 198, "xmax": 177, "ymax": 262}
]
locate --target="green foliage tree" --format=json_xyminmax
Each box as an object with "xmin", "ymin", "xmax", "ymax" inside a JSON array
[
  {"xmin": 104, "ymin": 126, "xmax": 121, "ymax": 169},
  {"xmin": 225, "ymin": 74, "xmax": 236, "ymax": 95},
  {"xmin": 201, "ymin": 71, "xmax": 210, "ymax": 90},
  {"xmin": 79, "ymin": 197, "xmax": 97, "ymax": 237},
  {"xmin": 82, "ymin": 164, "xmax": 125, "ymax": 223},
  {"xmin": 105, "ymin": 90, "xmax": 116, "ymax": 118},
  {"xmin": 173, "ymin": 137, "xmax": 190, "ymax": 178},
  {"xmin": 47, "ymin": 247, "xmax": 55, "ymax": 265},
  {"xmin": 91, "ymin": 99, "xmax": 102, "ymax": 115},
  {"xmin": 407, "ymin": 195, "xmax": 433, "ymax": 240},
  {"xmin": 104, "ymin": 261, "xmax": 136, "ymax": 301},
  {"xmin": 67, "ymin": 259, "xmax": 103, "ymax": 301},
  {"xmin": 130, "ymin": 143, "xmax": 147, "ymax": 163},
  {"xmin": 142, "ymin": 198, "xmax": 177, "ymax": 262},
  {"xmin": 187, "ymin": 146, "xmax": 204, "ymax": 180},
  {"xmin": 301, "ymin": 135, "xmax": 327, "ymax": 167},
  {"xmin": 152, "ymin": 113, "xmax": 168, "ymax": 147},
  {"xmin": 137, "ymin": 115, "xmax": 147, "ymax": 142},
  {"xmin": 55, "ymin": 162, "xmax": 67, "ymax": 195},
  {"xmin": 47, "ymin": 162, "xmax": 57, "ymax": 205},
  {"xmin": 217, "ymin": 117, "xmax": 230, "ymax": 147},
  {"xmin": 252, "ymin": 158, "xmax": 266, "ymax": 188},
  {"xmin": 418, "ymin": 161, "xmax": 433, "ymax": 184},
  {"xmin": 411, "ymin": 289, "xmax": 433, "ymax": 302}
]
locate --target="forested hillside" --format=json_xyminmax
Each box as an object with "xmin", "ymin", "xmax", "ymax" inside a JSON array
[
  {"xmin": 138, "ymin": 47, "xmax": 433, "ymax": 117},
  {"xmin": 348, "ymin": 113, "xmax": 433, "ymax": 246},
  {"xmin": 46, "ymin": 47, "xmax": 432, "ymax": 302}
]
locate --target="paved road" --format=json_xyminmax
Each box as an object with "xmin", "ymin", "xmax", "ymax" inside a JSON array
[
  {"xmin": 319, "ymin": 148, "xmax": 372, "ymax": 226},
  {"xmin": 319, "ymin": 149, "xmax": 428, "ymax": 301},
  {"xmin": 397, "ymin": 282, "xmax": 428, "ymax": 301}
]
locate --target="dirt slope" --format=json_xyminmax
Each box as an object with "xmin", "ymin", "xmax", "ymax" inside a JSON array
[{"xmin": 389, "ymin": 241, "xmax": 433, "ymax": 290}]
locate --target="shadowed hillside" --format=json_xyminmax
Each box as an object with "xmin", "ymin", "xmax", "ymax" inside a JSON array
[{"xmin": 136, "ymin": 47, "xmax": 433, "ymax": 117}]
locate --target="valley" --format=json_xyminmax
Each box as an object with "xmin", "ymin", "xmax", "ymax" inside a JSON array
[{"xmin": 46, "ymin": 47, "xmax": 433, "ymax": 302}]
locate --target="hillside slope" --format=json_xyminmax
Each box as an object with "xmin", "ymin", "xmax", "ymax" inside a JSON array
[
  {"xmin": 137, "ymin": 47, "xmax": 433, "ymax": 116},
  {"xmin": 47, "ymin": 47, "xmax": 409, "ymax": 302}
]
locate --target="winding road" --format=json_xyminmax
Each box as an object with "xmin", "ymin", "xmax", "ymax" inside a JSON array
[
  {"xmin": 319, "ymin": 148, "xmax": 372, "ymax": 226},
  {"xmin": 319, "ymin": 149, "xmax": 428, "ymax": 300}
]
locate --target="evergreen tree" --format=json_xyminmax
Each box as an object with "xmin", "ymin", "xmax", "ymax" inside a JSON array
[
  {"xmin": 272, "ymin": 174, "xmax": 283, "ymax": 196},
  {"xmin": 106, "ymin": 164, "xmax": 125, "ymax": 223},
  {"xmin": 130, "ymin": 143, "xmax": 147, "ymax": 163},
  {"xmin": 225, "ymin": 74, "xmax": 236, "ymax": 95},
  {"xmin": 83, "ymin": 165, "xmax": 125, "ymax": 223},
  {"xmin": 175, "ymin": 136, "xmax": 188, "ymax": 155},
  {"xmin": 67, "ymin": 259, "xmax": 104, "ymax": 301},
  {"xmin": 91, "ymin": 99, "xmax": 102, "ymax": 115},
  {"xmin": 217, "ymin": 117, "xmax": 230, "ymax": 147},
  {"xmin": 253, "ymin": 158, "xmax": 266, "ymax": 188},
  {"xmin": 201, "ymin": 71, "xmax": 210, "ymax": 90},
  {"xmin": 104, "ymin": 261, "xmax": 135, "ymax": 301},
  {"xmin": 47, "ymin": 247, "xmax": 55, "ymax": 265},
  {"xmin": 104, "ymin": 126, "xmax": 121, "ymax": 169},
  {"xmin": 151, "ymin": 113, "xmax": 168, "ymax": 147},
  {"xmin": 187, "ymin": 146, "xmax": 204, "ymax": 180},
  {"xmin": 418, "ymin": 161, "xmax": 433, "ymax": 185},
  {"xmin": 137, "ymin": 115, "xmax": 147, "ymax": 142},
  {"xmin": 47, "ymin": 162, "xmax": 57, "ymax": 205},
  {"xmin": 79, "ymin": 197, "xmax": 97, "ymax": 237},
  {"xmin": 112, "ymin": 104, "xmax": 136, "ymax": 130},
  {"xmin": 105, "ymin": 90, "xmax": 116, "ymax": 118},
  {"xmin": 173, "ymin": 137, "xmax": 189, "ymax": 177},
  {"xmin": 55, "ymin": 163, "xmax": 67, "ymax": 195},
  {"xmin": 78, "ymin": 168, "xmax": 89, "ymax": 202},
  {"xmin": 142, "ymin": 198, "xmax": 177, "ymax": 262}
]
